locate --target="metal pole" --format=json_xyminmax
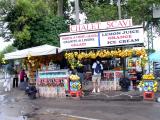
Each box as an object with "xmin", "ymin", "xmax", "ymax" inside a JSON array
[
  {"xmin": 117, "ymin": 0, "xmax": 121, "ymax": 19},
  {"xmin": 147, "ymin": 22, "xmax": 154, "ymax": 73},
  {"xmin": 75, "ymin": 0, "xmax": 80, "ymax": 24}
]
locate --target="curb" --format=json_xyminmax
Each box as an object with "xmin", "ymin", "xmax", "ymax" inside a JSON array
[{"xmin": 80, "ymin": 95, "xmax": 143, "ymax": 101}]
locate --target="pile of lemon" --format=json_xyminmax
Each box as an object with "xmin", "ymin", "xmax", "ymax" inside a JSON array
[
  {"xmin": 142, "ymin": 74, "xmax": 155, "ymax": 80},
  {"xmin": 69, "ymin": 74, "xmax": 80, "ymax": 81}
]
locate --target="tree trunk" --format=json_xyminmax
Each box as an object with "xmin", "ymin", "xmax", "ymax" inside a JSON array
[{"xmin": 57, "ymin": 0, "xmax": 64, "ymax": 16}]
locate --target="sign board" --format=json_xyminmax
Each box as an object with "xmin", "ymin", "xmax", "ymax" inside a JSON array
[
  {"xmin": 60, "ymin": 33, "xmax": 99, "ymax": 49},
  {"xmin": 154, "ymin": 62, "xmax": 160, "ymax": 79},
  {"xmin": 70, "ymin": 19, "xmax": 132, "ymax": 32},
  {"xmin": 100, "ymin": 27, "xmax": 144, "ymax": 46}
]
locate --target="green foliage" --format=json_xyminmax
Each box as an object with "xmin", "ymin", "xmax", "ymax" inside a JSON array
[
  {"xmin": 126, "ymin": 0, "xmax": 156, "ymax": 25},
  {"xmin": 80, "ymin": 0, "xmax": 160, "ymax": 25},
  {"xmin": 0, "ymin": 45, "xmax": 16, "ymax": 64},
  {"xmin": 13, "ymin": 16, "xmax": 68, "ymax": 49},
  {"xmin": 81, "ymin": 0, "xmax": 118, "ymax": 22},
  {"xmin": 0, "ymin": 0, "xmax": 68, "ymax": 50},
  {"xmin": 145, "ymin": 49, "xmax": 156, "ymax": 54},
  {"xmin": 0, "ymin": 0, "xmax": 69, "ymax": 50}
]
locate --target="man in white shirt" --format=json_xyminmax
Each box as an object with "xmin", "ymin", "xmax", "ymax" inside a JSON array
[{"xmin": 92, "ymin": 60, "xmax": 103, "ymax": 93}]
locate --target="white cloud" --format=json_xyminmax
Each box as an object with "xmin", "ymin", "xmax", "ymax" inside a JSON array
[{"xmin": 0, "ymin": 37, "xmax": 13, "ymax": 51}]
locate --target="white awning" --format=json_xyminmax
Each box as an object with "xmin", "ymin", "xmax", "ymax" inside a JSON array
[{"xmin": 4, "ymin": 44, "xmax": 61, "ymax": 60}]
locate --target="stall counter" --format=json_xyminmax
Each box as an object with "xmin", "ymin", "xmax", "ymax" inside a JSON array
[
  {"xmin": 84, "ymin": 70, "xmax": 123, "ymax": 91},
  {"xmin": 37, "ymin": 69, "xmax": 69, "ymax": 98}
]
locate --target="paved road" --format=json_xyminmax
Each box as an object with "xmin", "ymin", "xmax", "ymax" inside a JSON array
[
  {"xmin": 0, "ymin": 70, "xmax": 160, "ymax": 120},
  {"xmin": 34, "ymin": 98, "xmax": 160, "ymax": 120},
  {"xmin": 0, "ymin": 88, "xmax": 160, "ymax": 120}
]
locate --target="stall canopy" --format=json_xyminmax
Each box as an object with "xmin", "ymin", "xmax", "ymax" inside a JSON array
[{"xmin": 4, "ymin": 44, "xmax": 61, "ymax": 60}]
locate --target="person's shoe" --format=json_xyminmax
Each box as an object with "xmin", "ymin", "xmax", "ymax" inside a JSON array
[
  {"xmin": 92, "ymin": 88, "xmax": 96, "ymax": 93},
  {"xmin": 97, "ymin": 88, "xmax": 100, "ymax": 93}
]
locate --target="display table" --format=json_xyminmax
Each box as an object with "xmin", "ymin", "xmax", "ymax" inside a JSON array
[
  {"xmin": 103, "ymin": 71, "xmax": 123, "ymax": 90},
  {"xmin": 83, "ymin": 71, "xmax": 123, "ymax": 91},
  {"xmin": 37, "ymin": 69, "xmax": 69, "ymax": 98}
]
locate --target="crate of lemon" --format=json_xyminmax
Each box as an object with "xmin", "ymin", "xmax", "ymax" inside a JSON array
[{"xmin": 69, "ymin": 74, "xmax": 81, "ymax": 92}]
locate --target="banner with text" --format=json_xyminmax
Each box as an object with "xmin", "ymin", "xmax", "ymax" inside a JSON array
[
  {"xmin": 60, "ymin": 33, "xmax": 99, "ymax": 49},
  {"xmin": 70, "ymin": 19, "xmax": 132, "ymax": 32},
  {"xmin": 100, "ymin": 28, "xmax": 144, "ymax": 47}
]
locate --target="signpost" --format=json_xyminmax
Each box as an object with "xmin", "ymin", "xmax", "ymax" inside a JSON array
[
  {"xmin": 60, "ymin": 33, "xmax": 99, "ymax": 49},
  {"xmin": 69, "ymin": 19, "xmax": 132, "ymax": 33},
  {"xmin": 100, "ymin": 27, "xmax": 144, "ymax": 47},
  {"xmin": 60, "ymin": 26, "xmax": 144, "ymax": 50}
]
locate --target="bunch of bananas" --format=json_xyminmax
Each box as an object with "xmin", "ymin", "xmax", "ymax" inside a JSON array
[
  {"xmin": 70, "ymin": 74, "xmax": 80, "ymax": 81},
  {"xmin": 135, "ymin": 48, "xmax": 147, "ymax": 57},
  {"xmin": 142, "ymin": 74, "xmax": 155, "ymax": 80},
  {"xmin": 65, "ymin": 48, "xmax": 146, "ymax": 60},
  {"xmin": 77, "ymin": 52, "xmax": 89, "ymax": 60},
  {"xmin": 65, "ymin": 52, "xmax": 74, "ymax": 60},
  {"xmin": 68, "ymin": 59, "xmax": 83, "ymax": 70},
  {"xmin": 1, "ymin": 58, "xmax": 6, "ymax": 64},
  {"xmin": 88, "ymin": 51, "xmax": 96, "ymax": 59},
  {"xmin": 119, "ymin": 49, "xmax": 128, "ymax": 58}
]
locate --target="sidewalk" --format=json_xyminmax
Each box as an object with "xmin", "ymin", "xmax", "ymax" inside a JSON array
[{"xmin": 81, "ymin": 90, "xmax": 144, "ymax": 101}]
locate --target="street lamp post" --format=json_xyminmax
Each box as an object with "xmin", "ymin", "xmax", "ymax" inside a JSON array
[{"xmin": 117, "ymin": 0, "xmax": 122, "ymax": 19}]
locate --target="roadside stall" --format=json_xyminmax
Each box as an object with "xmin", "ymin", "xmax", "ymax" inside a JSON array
[
  {"xmin": 4, "ymin": 45, "xmax": 70, "ymax": 98},
  {"xmin": 60, "ymin": 19, "xmax": 146, "ymax": 92}
]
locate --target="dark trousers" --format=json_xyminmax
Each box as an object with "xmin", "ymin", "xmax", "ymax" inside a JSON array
[
  {"xmin": 13, "ymin": 77, "xmax": 18, "ymax": 88},
  {"xmin": 20, "ymin": 79, "xmax": 24, "ymax": 82}
]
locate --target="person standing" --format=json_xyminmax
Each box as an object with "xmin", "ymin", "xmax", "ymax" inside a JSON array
[
  {"xmin": 92, "ymin": 59, "xmax": 103, "ymax": 93},
  {"xmin": 4, "ymin": 71, "xmax": 11, "ymax": 91},
  {"xmin": 3, "ymin": 64, "xmax": 13, "ymax": 92},
  {"xmin": 13, "ymin": 69, "xmax": 19, "ymax": 88},
  {"xmin": 19, "ymin": 69, "xmax": 26, "ymax": 82}
]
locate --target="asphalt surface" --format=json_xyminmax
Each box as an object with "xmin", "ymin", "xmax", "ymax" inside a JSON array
[
  {"xmin": 0, "ymin": 71, "xmax": 160, "ymax": 120},
  {"xmin": 0, "ymin": 88, "xmax": 160, "ymax": 120}
]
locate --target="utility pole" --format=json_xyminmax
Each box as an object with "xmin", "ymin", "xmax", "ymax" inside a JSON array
[
  {"xmin": 147, "ymin": 22, "xmax": 154, "ymax": 73},
  {"xmin": 147, "ymin": 4, "xmax": 160, "ymax": 73},
  {"xmin": 110, "ymin": 0, "xmax": 122, "ymax": 19},
  {"xmin": 57, "ymin": 0, "xmax": 64, "ymax": 17},
  {"xmin": 117, "ymin": 0, "xmax": 122, "ymax": 19},
  {"xmin": 75, "ymin": 0, "xmax": 80, "ymax": 24}
]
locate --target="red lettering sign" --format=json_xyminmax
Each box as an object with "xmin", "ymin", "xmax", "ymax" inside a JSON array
[{"xmin": 70, "ymin": 19, "xmax": 133, "ymax": 32}]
